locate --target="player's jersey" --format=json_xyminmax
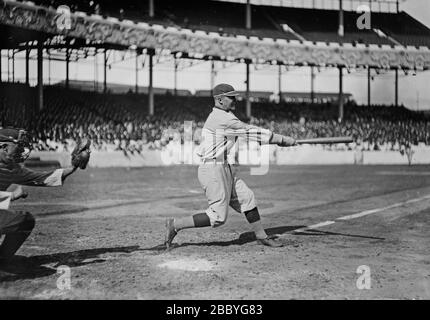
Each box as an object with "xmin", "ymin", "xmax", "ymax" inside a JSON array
[
  {"xmin": 0, "ymin": 164, "xmax": 64, "ymax": 191},
  {"xmin": 197, "ymin": 107, "xmax": 273, "ymax": 161}
]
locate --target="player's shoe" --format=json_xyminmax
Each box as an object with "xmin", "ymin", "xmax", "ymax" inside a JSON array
[
  {"xmin": 164, "ymin": 218, "xmax": 178, "ymax": 248},
  {"xmin": 258, "ymin": 235, "xmax": 283, "ymax": 247}
]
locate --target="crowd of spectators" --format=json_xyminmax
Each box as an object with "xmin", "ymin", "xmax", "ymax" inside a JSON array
[
  {"xmin": 248, "ymin": 103, "xmax": 430, "ymax": 152},
  {"xmin": 1, "ymin": 83, "xmax": 429, "ymax": 156}
]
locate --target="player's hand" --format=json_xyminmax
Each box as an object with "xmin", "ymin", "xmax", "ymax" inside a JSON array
[
  {"xmin": 270, "ymin": 133, "xmax": 297, "ymax": 147},
  {"xmin": 282, "ymin": 136, "xmax": 297, "ymax": 147},
  {"xmin": 7, "ymin": 184, "xmax": 28, "ymax": 201},
  {"xmin": 280, "ymin": 135, "xmax": 297, "ymax": 147}
]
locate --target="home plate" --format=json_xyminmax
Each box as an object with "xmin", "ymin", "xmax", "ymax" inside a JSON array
[{"xmin": 158, "ymin": 258, "xmax": 214, "ymax": 271}]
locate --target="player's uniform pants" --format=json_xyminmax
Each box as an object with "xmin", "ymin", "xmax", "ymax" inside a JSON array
[
  {"xmin": 198, "ymin": 162, "xmax": 256, "ymax": 227},
  {"xmin": 0, "ymin": 210, "xmax": 35, "ymax": 258}
]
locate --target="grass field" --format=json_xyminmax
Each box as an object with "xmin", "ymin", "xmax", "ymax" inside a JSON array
[{"xmin": 0, "ymin": 165, "xmax": 429, "ymax": 299}]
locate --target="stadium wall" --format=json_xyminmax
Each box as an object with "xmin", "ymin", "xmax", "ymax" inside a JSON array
[{"xmin": 30, "ymin": 147, "xmax": 430, "ymax": 167}]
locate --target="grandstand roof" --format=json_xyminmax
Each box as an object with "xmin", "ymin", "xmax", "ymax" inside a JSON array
[
  {"xmin": 0, "ymin": 24, "xmax": 44, "ymax": 48},
  {"xmin": 1, "ymin": 0, "xmax": 429, "ymax": 69},
  {"xmin": 11, "ymin": 0, "xmax": 430, "ymax": 47}
]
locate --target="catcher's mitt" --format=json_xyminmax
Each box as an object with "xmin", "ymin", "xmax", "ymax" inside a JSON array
[{"xmin": 71, "ymin": 139, "xmax": 91, "ymax": 169}]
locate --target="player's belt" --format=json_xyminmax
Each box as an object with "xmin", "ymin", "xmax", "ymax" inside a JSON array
[{"xmin": 201, "ymin": 158, "xmax": 227, "ymax": 165}]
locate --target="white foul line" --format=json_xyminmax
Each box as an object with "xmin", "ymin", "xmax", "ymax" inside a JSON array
[
  {"xmin": 294, "ymin": 194, "xmax": 430, "ymax": 232},
  {"xmin": 337, "ymin": 194, "xmax": 430, "ymax": 221}
]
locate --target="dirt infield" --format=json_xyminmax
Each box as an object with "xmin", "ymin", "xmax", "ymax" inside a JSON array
[{"xmin": 1, "ymin": 165, "xmax": 429, "ymax": 299}]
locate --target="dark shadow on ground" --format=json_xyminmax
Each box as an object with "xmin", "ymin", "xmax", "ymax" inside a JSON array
[
  {"xmin": 142, "ymin": 225, "xmax": 305, "ymax": 252},
  {"xmin": 0, "ymin": 245, "xmax": 140, "ymax": 282},
  {"xmin": 293, "ymin": 229, "xmax": 385, "ymax": 240},
  {"xmin": 144, "ymin": 223, "xmax": 385, "ymax": 252}
]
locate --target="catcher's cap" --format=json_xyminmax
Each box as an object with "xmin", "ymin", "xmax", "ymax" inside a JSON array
[
  {"xmin": 0, "ymin": 127, "xmax": 32, "ymax": 163},
  {"xmin": 0, "ymin": 127, "xmax": 28, "ymax": 143},
  {"xmin": 212, "ymin": 83, "xmax": 239, "ymax": 98}
]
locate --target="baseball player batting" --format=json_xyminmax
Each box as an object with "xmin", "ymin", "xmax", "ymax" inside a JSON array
[
  {"xmin": 164, "ymin": 83, "xmax": 298, "ymax": 248},
  {"xmin": 0, "ymin": 128, "xmax": 90, "ymax": 266}
]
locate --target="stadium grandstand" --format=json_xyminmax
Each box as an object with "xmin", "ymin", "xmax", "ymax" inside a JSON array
[{"xmin": 0, "ymin": 0, "xmax": 429, "ymax": 159}]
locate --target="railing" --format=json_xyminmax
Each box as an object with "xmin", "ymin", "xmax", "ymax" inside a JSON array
[{"xmin": 216, "ymin": 0, "xmax": 402, "ymax": 13}]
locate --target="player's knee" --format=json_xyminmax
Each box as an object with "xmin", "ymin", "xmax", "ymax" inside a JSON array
[
  {"xmin": 241, "ymin": 190, "xmax": 256, "ymax": 213},
  {"xmin": 219, "ymin": 193, "xmax": 228, "ymax": 204},
  {"xmin": 213, "ymin": 218, "xmax": 227, "ymax": 227},
  {"xmin": 212, "ymin": 212, "xmax": 228, "ymax": 227},
  {"xmin": 206, "ymin": 206, "xmax": 228, "ymax": 227},
  {"xmin": 19, "ymin": 212, "xmax": 35, "ymax": 231}
]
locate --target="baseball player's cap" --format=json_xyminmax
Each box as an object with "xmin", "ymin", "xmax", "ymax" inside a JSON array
[
  {"xmin": 0, "ymin": 128, "xmax": 22, "ymax": 143},
  {"xmin": 212, "ymin": 83, "xmax": 239, "ymax": 98},
  {"xmin": 0, "ymin": 127, "xmax": 31, "ymax": 144},
  {"xmin": 0, "ymin": 127, "xmax": 33, "ymax": 162}
]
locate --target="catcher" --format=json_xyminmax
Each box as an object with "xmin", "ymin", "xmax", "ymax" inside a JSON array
[
  {"xmin": 0, "ymin": 127, "xmax": 91, "ymax": 264},
  {"xmin": 165, "ymin": 84, "xmax": 296, "ymax": 248}
]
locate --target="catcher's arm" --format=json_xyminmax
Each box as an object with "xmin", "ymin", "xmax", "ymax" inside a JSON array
[
  {"xmin": 61, "ymin": 166, "xmax": 78, "ymax": 182},
  {"xmin": 6, "ymin": 184, "xmax": 28, "ymax": 201}
]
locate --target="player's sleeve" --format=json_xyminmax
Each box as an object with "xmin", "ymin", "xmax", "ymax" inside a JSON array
[
  {"xmin": 15, "ymin": 167, "xmax": 64, "ymax": 187},
  {"xmin": 0, "ymin": 191, "xmax": 13, "ymax": 209},
  {"xmin": 224, "ymin": 117, "xmax": 273, "ymax": 144}
]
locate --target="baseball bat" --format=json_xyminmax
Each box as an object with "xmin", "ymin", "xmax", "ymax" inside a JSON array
[{"xmin": 296, "ymin": 136, "xmax": 353, "ymax": 145}]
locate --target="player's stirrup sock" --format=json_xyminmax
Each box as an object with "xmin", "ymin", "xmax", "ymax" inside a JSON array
[
  {"xmin": 0, "ymin": 213, "xmax": 35, "ymax": 259},
  {"xmin": 244, "ymin": 207, "xmax": 268, "ymax": 240},
  {"xmin": 174, "ymin": 213, "xmax": 211, "ymax": 231}
]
